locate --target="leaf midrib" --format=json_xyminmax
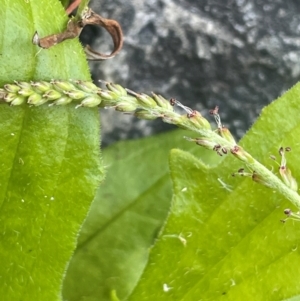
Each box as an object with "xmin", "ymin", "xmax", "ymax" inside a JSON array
[{"xmin": 76, "ymin": 173, "xmax": 171, "ymax": 250}]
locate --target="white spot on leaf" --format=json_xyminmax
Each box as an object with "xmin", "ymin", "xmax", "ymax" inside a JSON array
[{"xmin": 163, "ymin": 283, "xmax": 173, "ymax": 292}]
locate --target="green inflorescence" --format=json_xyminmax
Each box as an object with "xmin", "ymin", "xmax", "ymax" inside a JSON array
[
  {"xmin": 1, "ymin": 80, "xmax": 101, "ymax": 107},
  {"xmin": 0, "ymin": 79, "xmax": 212, "ymax": 134},
  {"xmin": 2, "ymin": 79, "xmax": 300, "ymax": 213}
]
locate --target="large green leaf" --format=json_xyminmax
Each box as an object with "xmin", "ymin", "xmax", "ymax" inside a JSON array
[
  {"xmin": 0, "ymin": 1, "xmax": 103, "ymax": 300},
  {"xmin": 63, "ymin": 129, "xmax": 221, "ymax": 301},
  {"xmin": 128, "ymin": 84, "xmax": 300, "ymax": 300}
]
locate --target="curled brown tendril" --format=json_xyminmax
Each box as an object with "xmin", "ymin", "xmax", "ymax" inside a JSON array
[{"xmin": 32, "ymin": 8, "xmax": 123, "ymax": 60}]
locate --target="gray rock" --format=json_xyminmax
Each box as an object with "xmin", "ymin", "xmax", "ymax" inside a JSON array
[{"xmin": 81, "ymin": 0, "xmax": 300, "ymax": 146}]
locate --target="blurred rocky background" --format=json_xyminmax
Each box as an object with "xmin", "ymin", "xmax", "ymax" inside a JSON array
[{"xmin": 80, "ymin": 0, "xmax": 300, "ymax": 147}]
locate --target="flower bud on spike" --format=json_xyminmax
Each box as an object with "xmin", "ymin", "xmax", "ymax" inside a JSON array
[
  {"xmin": 152, "ymin": 93, "xmax": 173, "ymax": 111},
  {"xmin": 186, "ymin": 110, "xmax": 211, "ymax": 130},
  {"xmin": 31, "ymin": 81, "xmax": 52, "ymax": 92},
  {"xmin": 18, "ymin": 88, "xmax": 34, "ymax": 97},
  {"xmin": 74, "ymin": 80, "xmax": 99, "ymax": 93},
  {"xmin": 15, "ymin": 81, "xmax": 31, "ymax": 89},
  {"xmin": 43, "ymin": 90, "xmax": 62, "ymax": 100},
  {"xmin": 98, "ymin": 90, "xmax": 118, "ymax": 101},
  {"xmin": 106, "ymin": 83, "xmax": 127, "ymax": 97},
  {"xmin": 136, "ymin": 93, "xmax": 157, "ymax": 108},
  {"xmin": 64, "ymin": 90, "xmax": 86, "ymax": 100},
  {"xmin": 32, "ymin": 98, "xmax": 49, "ymax": 106},
  {"xmin": 135, "ymin": 110, "xmax": 159, "ymax": 120},
  {"xmin": 230, "ymin": 145, "xmax": 255, "ymax": 164},
  {"xmin": 77, "ymin": 96, "xmax": 102, "ymax": 108},
  {"xmin": 161, "ymin": 113, "xmax": 183, "ymax": 125},
  {"xmin": 27, "ymin": 93, "xmax": 43, "ymax": 105},
  {"xmin": 52, "ymin": 80, "xmax": 75, "ymax": 92},
  {"xmin": 11, "ymin": 96, "xmax": 26, "ymax": 106},
  {"xmin": 51, "ymin": 96, "xmax": 73, "ymax": 106},
  {"xmin": 4, "ymin": 93, "xmax": 16, "ymax": 102},
  {"xmin": 115, "ymin": 102, "xmax": 138, "ymax": 112},
  {"xmin": 4, "ymin": 84, "xmax": 20, "ymax": 93},
  {"xmin": 119, "ymin": 95, "xmax": 138, "ymax": 103}
]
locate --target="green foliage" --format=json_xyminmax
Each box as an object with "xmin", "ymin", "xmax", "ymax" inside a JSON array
[
  {"xmin": 63, "ymin": 130, "xmax": 219, "ymax": 301},
  {"xmin": 2, "ymin": 1, "xmax": 300, "ymax": 301},
  {"xmin": 0, "ymin": 1, "xmax": 103, "ymax": 300}
]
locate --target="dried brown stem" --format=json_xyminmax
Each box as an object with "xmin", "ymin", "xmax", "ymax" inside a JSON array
[
  {"xmin": 32, "ymin": 8, "xmax": 123, "ymax": 60},
  {"xmin": 32, "ymin": 18, "xmax": 82, "ymax": 49}
]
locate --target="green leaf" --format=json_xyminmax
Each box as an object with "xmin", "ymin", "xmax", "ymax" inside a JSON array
[
  {"xmin": 128, "ymin": 84, "xmax": 300, "ymax": 300},
  {"xmin": 0, "ymin": 1, "xmax": 103, "ymax": 301},
  {"xmin": 63, "ymin": 129, "xmax": 221, "ymax": 301}
]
